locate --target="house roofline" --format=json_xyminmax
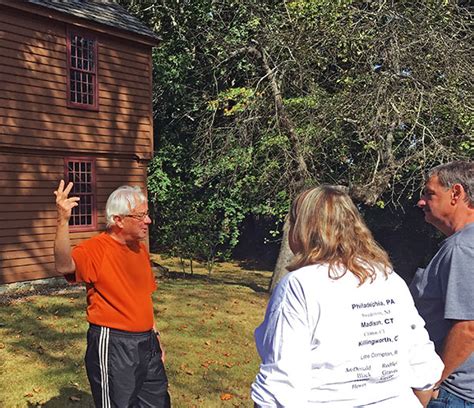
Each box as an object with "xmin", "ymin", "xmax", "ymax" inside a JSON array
[{"xmin": 2, "ymin": 2, "xmax": 160, "ymax": 47}]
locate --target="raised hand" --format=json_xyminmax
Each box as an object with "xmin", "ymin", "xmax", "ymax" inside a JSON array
[{"xmin": 54, "ymin": 180, "xmax": 80, "ymax": 224}]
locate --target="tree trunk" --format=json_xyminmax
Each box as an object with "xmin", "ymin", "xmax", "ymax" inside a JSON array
[{"xmin": 268, "ymin": 216, "xmax": 294, "ymax": 293}]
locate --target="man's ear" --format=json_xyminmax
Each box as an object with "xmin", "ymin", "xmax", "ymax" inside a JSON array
[
  {"xmin": 113, "ymin": 215, "xmax": 124, "ymax": 228},
  {"xmin": 451, "ymin": 184, "xmax": 464, "ymax": 203}
]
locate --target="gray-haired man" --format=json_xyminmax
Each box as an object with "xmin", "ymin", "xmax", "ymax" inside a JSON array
[
  {"xmin": 410, "ymin": 161, "xmax": 474, "ymax": 407},
  {"xmin": 54, "ymin": 181, "xmax": 171, "ymax": 408}
]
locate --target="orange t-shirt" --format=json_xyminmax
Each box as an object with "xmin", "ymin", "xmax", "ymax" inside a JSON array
[{"xmin": 71, "ymin": 233, "xmax": 157, "ymax": 332}]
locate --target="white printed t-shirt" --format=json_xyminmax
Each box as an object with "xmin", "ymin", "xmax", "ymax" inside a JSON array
[{"xmin": 251, "ymin": 264, "xmax": 443, "ymax": 407}]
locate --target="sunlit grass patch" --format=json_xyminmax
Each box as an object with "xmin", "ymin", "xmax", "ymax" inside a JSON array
[{"xmin": 0, "ymin": 257, "xmax": 271, "ymax": 407}]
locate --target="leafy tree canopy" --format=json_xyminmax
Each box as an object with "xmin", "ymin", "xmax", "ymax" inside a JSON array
[{"xmin": 119, "ymin": 0, "xmax": 473, "ymax": 266}]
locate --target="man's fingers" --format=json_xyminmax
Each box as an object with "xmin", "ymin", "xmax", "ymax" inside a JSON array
[
  {"xmin": 56, "ymin": 180, "xmax": 65, "ymax": 194},
  {"xmin": 54, "ymin": 180, "xmax": 65, "ymax": 197},
  {"xmin": 63, "ymin": 181, "xmax": 74, "ymax": 196}
]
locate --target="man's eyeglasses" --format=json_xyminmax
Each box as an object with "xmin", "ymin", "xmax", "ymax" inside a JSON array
[{"xmin": 124, "ymin": 211, "xmax": 150, "ymax": 221}]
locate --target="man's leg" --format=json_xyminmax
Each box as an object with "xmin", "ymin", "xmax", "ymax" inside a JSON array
[
  {"xmin": 135, "ymin": 333, "xmax": 171, "ymax": 408},
  {"xmin": 85, "ymin": 325, "xmax": 115, "ymax": 408},
  {"xmin": 85, "ymin": 325, "xmax": 149, "ymax": 408}
]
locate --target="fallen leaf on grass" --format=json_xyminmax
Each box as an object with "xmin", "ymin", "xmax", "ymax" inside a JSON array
[
  {"xmin": 204, "ymin": 341, "xmax": 211, "ymax": 346},
  {"xmin": 36, "ymin": 316, "xmax": 43, "ymax": 320},
  {"xmin": 70, "ymin": 395, "xmax": 81, "ymax": 401},
  {"xmin": 33, "ymin": 388, "xmax": 41, "ymax": 393},
  {"xmin": 180, "ymin": 363, "xmax": 194, "ymax": 375},
  {"xmin": 223, "ymin": 362, "xmax": 234, "ymax": 368},
  {"xmin": 220, "ymin": 393, "xmax": 233, "ymax": 401},
  {"xmin": 24, "ymin": 393, "xmax": 34, "ymax": 398},
  {"xmin": 70, "ymin": 381, "xmax": 80, "ymax": 388},
  {"xmin": 0, "ymin": 343, "xmax": 5, "ymax": 349}
]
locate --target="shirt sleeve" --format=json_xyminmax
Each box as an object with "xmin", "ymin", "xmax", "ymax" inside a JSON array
[
  {"xmin": 251, "ymin": 276, "xmax": 314, "ymax": 407},
  {"xmin": 444, "ymin": 244, "xmax": 474, "ymax": 320},
  {"xmin": 150, "ymin": 268, "xmax": 157, "ymax": 292},
  {"xmin": 401, "ymin": 283, "xmax": 444, "ymax": 390},
  {"xmin": 71, "ymin": 245, "xmax": 98, "ymax": 284},
  {"xmin": 143, "ymin": 244, "xmax": 157, "ymax": 292}
]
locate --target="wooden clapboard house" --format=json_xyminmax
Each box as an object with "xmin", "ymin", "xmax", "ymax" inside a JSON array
[{"xmin": 0, "ymin": 0, "xmax": 159, "ymax": 283}]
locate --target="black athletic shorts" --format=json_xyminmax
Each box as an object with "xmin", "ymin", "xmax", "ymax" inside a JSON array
[{"xmin": 85, "ymin": 324, "xmax": 171, "ymax": 408}]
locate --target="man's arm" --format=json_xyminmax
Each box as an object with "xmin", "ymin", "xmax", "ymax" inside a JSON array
[
  {"xmin": 439, "ymin": 320, "xmax": 474, "ymax": 383},
  {"xmin": 54, "ymin": 180, "xmax": 79, "ymax": 274},
  {"xmin": 413, "ymin": 389, "xmax": 435, "ymax": 407}
]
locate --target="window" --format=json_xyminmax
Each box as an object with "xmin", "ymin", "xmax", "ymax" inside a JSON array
[
  {"xmin": 65, "ymin": 158, "xmax": 96, "ymax": 230},
  {"xmin": 67, "ymin": 29, "xmax": 98, "ymax": 109}
]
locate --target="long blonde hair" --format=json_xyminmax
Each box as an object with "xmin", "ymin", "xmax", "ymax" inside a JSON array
[{"xmin": 287, "ymin": 185, "xmax": 392, "ymax": 284}]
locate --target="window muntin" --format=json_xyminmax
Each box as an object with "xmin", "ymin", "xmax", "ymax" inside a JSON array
[
  {"xmin": 65, "ymin": 159, "xmax": 96, "ymax": 229},
  {"xmin": 67, "ymin": 30, "xmax": 98, "ymax": 109}
]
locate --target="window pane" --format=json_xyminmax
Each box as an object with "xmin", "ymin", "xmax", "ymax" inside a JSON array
[
  {"xmin": 66, "ymin": 159, "xmax": 94, "ymax": 226},
  {"xmin": 69, "ymin": 33, "xmax": 96, "ymax": 107}
]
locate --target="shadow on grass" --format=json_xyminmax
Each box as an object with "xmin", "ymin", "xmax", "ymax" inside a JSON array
[
  {"xmin": 0, "ymin": 288, "xmax": 88, "ymax": 385},
  {"xmin": 27, "ymin": 387, "xmax": 93, "ymax": 407},
  {"xmin": 161, "ymin": 270, "xmax": 269, "ymax": 293}
]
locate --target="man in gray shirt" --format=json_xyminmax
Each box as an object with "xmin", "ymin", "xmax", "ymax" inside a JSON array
[{"xmin": 410, "ymin": 161, "xmax": 474, "ymax": 407}]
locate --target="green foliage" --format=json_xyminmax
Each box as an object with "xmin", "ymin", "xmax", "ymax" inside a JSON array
[{"xmin": 118, "ymin": 0, "xmax": 473, "ymax": 261}]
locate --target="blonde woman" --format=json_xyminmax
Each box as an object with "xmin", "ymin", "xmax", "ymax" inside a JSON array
[{"xmin": 251, "ymin": 186, "xmax": 443, "ymax": 407}]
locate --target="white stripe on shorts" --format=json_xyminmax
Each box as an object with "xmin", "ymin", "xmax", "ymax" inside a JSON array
[{"xmin": 99, "ymin": 327, "xmax": 111, "ymax": 408}]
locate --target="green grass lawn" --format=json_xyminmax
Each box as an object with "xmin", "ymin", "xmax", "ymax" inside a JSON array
[{"xmin": 0, "ymin": 256, "xmax": 271, "ymax": 408}]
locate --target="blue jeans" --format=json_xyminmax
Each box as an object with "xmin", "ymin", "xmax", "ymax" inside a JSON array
[{"xmin": 428, "ymin": 388, "xmax": 473, "ymax": 408}]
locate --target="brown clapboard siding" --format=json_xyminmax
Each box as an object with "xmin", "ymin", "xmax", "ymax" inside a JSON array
[
  {"xmin": 0, "ymin": 154, "xmax": 148, "ymax": 283},
  {"xmin": 1, "ymin": 86, "xmax": 150, "ymax": 111},
  {"xmin": 0, "ymin": 3, "xmax": 153, "ymax": 283},
  {"xmin": 1, "ymin": 72, "xmax": 151, "ymax": 102},
  {"xmin": 0, "ymin": 231, "xmax": 93, "ymax": 245},
  {"xmin": 0, "ymin": 40, "xmax": 149, "ymax": 79},
  {"xmin": 0, "ymin": 38, "xmax": 150, "ymax": 79},
  {"xmin": 1, "ymin": 96, "xmax": 149, "ymax": 119},
  {"xmin": 2, "ymin": 263, "xmax": 58, "ymax": 283},
  {"xmin": 0, "ymin": 111, "xmax": 150, "ymax": 137},
  {"xmin": 1, "ymin": 107, "xmax": 150, "ymax": 129},
  {"xmin": 0, "ymin": 53, "xmax": 150, "ymax": 90},
  {"xmin": 0, "ymin": 8, "xmax": 152, "ymax": 63},
  {"xmin": 0, "ymin": 134, "xmax": 151, "ymax": 158},
  {"xmin": 0, "ymin": 64, "xmax": 150, "ymax": 99}
]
